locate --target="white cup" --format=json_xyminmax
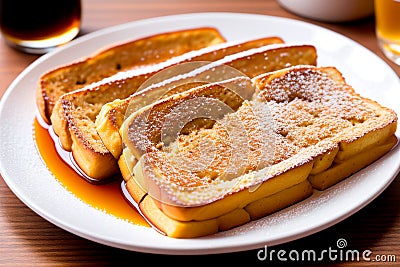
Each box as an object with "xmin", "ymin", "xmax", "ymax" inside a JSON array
[{"xmin": 276, "ymin": 0, "xmax": 374, "ymax": 23}]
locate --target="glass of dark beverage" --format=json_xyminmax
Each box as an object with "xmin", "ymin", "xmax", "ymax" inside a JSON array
[{"xmin": 0, "ymin": 0, "xmax": 81, "ymax": 54}]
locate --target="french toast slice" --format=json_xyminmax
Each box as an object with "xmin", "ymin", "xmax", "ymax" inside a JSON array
[
  {"xmin": 96, "ymin": 43, "xmax": 317, "ymax": 160},
  {"xmin": 54, "ymin": 37, "xmax": 285, "ymax": 151},
  {"xmin": 118, "ymin": 65, "xmax": 397, "ymax": 238},
  {"xmin": 52, "ymin": 41, "xmax": 316, "ymax": 181},
  {"xmin": 50, "ymin": 37, "xmax": 287, "ymax": 181},
  {"xmin": 36, "ymin": 27, "xmax": 227, "ymax": 124},
  {"xmin": 119, "ymin": 77, "xmax": 255, "ymax": 162}
]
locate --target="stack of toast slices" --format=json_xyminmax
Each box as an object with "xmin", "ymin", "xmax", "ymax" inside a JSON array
[{"xmin": 35, "ymin": 27, "xmax": 398, "ymax": 238}]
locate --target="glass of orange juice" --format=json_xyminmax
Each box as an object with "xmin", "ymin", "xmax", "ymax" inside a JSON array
[{"xmin": 374, "ymin": 0, "xmax": 400, "ymax": 65}]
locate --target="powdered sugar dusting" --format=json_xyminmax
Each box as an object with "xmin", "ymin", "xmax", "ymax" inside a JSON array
[{"xmin": 125, "ymin": 65, "xmax": 397, "ymax": 207}]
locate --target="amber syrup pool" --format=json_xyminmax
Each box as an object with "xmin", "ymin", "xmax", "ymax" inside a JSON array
[{"xmin": 33, "ymin": 118, "xmax": 148, "ymax": 227}]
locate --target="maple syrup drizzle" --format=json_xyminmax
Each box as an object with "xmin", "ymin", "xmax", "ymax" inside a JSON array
[{"xmin": 32, "ymin": 118, "xmax": 148, "ymax": 227}]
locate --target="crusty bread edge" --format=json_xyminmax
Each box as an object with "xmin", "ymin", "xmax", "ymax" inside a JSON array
[
  {"xmin": 97, "ymin": 44, "xmax": 318, "ymax": 162},
  {"xmin": 37, "ymin": 27, "xmax": 227, "ymax": 124}
]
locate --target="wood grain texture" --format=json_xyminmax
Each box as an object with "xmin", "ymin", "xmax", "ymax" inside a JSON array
[{"xmin": 0, "ymin": 0, "xmax": 399, "ymax": 265}]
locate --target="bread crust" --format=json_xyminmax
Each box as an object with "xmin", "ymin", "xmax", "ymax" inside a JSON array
[
  {"xmin": 123, "ymin": 178, "xmax": 313, "ymax": 238},
  {"xmin": 37, "ymin": 27, "xmax": 227, "ymax": 124}
]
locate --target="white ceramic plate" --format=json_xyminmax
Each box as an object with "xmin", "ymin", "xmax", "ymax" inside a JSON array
[{"xmin": 0, "ymin": 12, "xmax": 399, "ymax": 255}]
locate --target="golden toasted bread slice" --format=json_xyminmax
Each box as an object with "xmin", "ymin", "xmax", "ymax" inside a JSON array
[
  {"xmin": 120, "ymin": 77, "xmax": 254, "ymax": 162},
  {"xmin": 36, "ymin": 27, "xmax": 227, "ymax": 124},
  {"xmin": 52, "ymin": 41, "xmax": 315, "ymax": 181},
  {"xmin": 119, "ymin": 65, "xmax": 397, "ymax": 238},
  {"xmin": 95, "ymin": 37, "xmax": 288, "ymax": 158},
  {"xmin": 97, "ymin": 43, "xmax": 317, "ymax": 160},
  {"xmin": 50, "ymin": 37, "xmax": 287, "ymax": 181}
]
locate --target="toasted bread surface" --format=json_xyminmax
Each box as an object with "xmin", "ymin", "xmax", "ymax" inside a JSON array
[
  {"xmin": 53, "ymin": 40, "xmax": 312, "ymax": 181},
  {"xmin": 37, "ymin": 27, "xmax": 227, "ymax": 124},
  {"xmin": 120, "ymin": 77, "xmax": 253, "ymax": 161},
  {"xmin": 47, "ymin": 30, "xmax": 249, "ymax": 181},
  {"xmin": 98, "ymin": 43, "xmax": 317, "ymax": 160},
  {"xmin": 119, "ymin": 65, "xmax": 397, "ymax": 237}
]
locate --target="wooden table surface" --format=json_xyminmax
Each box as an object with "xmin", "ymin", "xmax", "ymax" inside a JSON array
[{"xmin": 0, "ymin": 0, "xmax": 399, "ymax": 266}]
